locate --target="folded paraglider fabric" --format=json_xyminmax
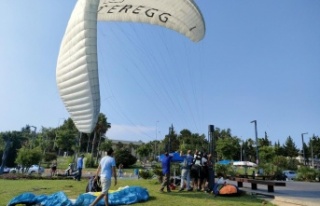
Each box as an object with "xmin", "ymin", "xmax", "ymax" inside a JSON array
[
  {"xmin": 7, "ymin": 186, "xmax": 149, "ymax": 206},
  {"xmin": 7, "ymin": 191, "xmax": 73, "ymax": 206},
  {"xmin": 213, "ymin": 183, "xmax": 240, "ymax": 196}
]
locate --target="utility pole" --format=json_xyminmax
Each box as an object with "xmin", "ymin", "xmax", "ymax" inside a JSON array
[
  {"xmin": 208, "ymin": 125, "xmax": 215, "ymax": 191},
  {"xmin": 301, "ymin": 132, "xmax": 308, "ymax": 165},
  {"xmin": 250, "ymin": 120, "xmax": 259, "ymax": 165},
  {"xmin": 311, "ymin": 138, "xmax": 314, "ymax": 168}
]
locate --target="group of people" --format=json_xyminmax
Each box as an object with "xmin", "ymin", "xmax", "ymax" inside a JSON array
[{"xmin": 160, "ymin": 150, "xmax": 213, "ymax": 193}]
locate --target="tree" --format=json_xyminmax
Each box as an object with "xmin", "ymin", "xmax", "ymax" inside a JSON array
[
  {"xmin": 162, "ymin": 124, "xmax": 179, "ymax": 153},
  {"xmin": 99, "ymin": 138, "xmax": 112, "ymax": 152},
  {"xmin": 91, "ymin": 113, "xmax": 111, "ymax": 156},
  {"xmin": 216, "ymin": 137, "xmax": 239, "ymax": 160},
  {"xmin": 0, "ymin": 137, "xmax": 12, "ymax": 174},
  {"xmin": 114, "ymin": 148, "xmax": 137, "ymax": 168},
  {"xmin": 38, "ymin": 127, "xmax": 56, "ymax": 155},
  {"xmin": 308, "ymin": 135, "xmax": 320, "ymax": 161},
  {"xmin": 243, "ymin": 138, "xmax": 256, "ymax": 162},
  {"xmin": 55, "ymin": 129, "xmax": 77, "ymax": 155},
  {"xmin": 274, "ymin": 141, "xmax": 285, "ymax": 156},
  {"xmin": 0, "ymin": 131, "xmax": 28, "ymax": 168},
  {"xmin": 273, "ymin": 155, "xmax": 288, "ymax": 170},
  {"xmin": 259, "ymin": 146, "xmax": 275, "ymax": 165},
  {"xmin": 259, "ymin": 131, "xmax": 271, "ymax": 147},
  {"xmin": 177, "ymin": 129, "xmax": 207, "ymax": 152},
  {"xmin": 15, "ymin": 147, "xmax": 43, "ymax": 172},
  {"xmin": 116, "ymin": 142, "xmax": 124, "ymax": 150},
  {"xmin": 136, "ymin": 144, "xmax": 152, "ymax": 161},
  {"xmin": 283, "ymin": 136, "xmax": 299, "ymax": 159},
  {"xmin": 55, "ymin": 118, "xmax": 78, "ymax": 155}
]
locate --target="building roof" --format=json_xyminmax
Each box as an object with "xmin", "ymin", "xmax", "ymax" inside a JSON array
[{"xmin": 110, "ymin": 139, "xmax": 144, "ymax": 145}]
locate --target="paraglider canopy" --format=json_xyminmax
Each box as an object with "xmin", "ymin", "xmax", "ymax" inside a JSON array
[{"xmin": 56, "ymin": 0, "xmax": 206, "ymax": 133}]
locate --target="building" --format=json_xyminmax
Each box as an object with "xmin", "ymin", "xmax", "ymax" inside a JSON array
[{"xmin": 109, "ymin": 139, "xmax": 144, "ymax": 156}]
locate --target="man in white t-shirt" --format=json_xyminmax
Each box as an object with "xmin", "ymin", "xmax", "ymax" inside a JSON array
[{"xmin": 90, "ymin": 148, "xmax": 117, "ymax": 206}]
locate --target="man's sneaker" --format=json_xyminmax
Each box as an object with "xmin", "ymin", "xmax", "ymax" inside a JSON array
[
  {"xmin": 178, "ymin": 188, "xmax": 184, "ymax": 192},
  {"xmin": 159, "ymin": 189, "xmax": 164, "ymax": 193},
  {"xmin": 187, "ymin": 188, "xmax": 193, "ymax": 191}
]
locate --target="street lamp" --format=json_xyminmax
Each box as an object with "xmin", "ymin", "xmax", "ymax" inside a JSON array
[
  {"xmin": 301, "ymin": 132, "xmax": 308, "ymax": 165},
  {"xmin": 240, "ymin": 140, "xmax": 243, "ymax": 161},
  {"xmin": 250, "ymin": 120, "xmax": 259, "ymax": 166},
  {"xmin": 29, "ymin": 125, "xmax": 37, "ymax": 149}
]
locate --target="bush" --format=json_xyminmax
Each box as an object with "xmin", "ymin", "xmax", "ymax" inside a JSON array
[
  {"xmin": 297, "ymin": 166, "xmax": 319, "ymax": 181},
  {"xmin": 85, "ymin": 154, "xmax": 96, "ymax": 168},
  {"xmin": 114, "ymin": 149, "xmax": 137, "ymax": 168},
  {"xmin": 215, "ymin": 164, "xmax": 230, "ymax": 177},
  {"xmin": 152, "ymin": 167, "xmax": 163, "ymax": 177},
  {"xmin": 44, "ymin": 152, "xmax": 57, "ymax": 162},
  {"xmin": 139, "ymin": 170, "xmax": 153, "ymax": 179}
]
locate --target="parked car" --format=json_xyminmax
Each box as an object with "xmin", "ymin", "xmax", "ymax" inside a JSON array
[
  {"xmin": 282, "ymin": 170, "xmax": 297, "ymax": 180},
  {"xmin": 274, "ymin": 173, "xmax": 287, "ymax": 181},
  {"xmin": 10, "ymin": 165, "xmax": 45, "ymax": 175},
  {"xmin": 0, "ymin": 166, "xmax": 11, "ymax": 173}
]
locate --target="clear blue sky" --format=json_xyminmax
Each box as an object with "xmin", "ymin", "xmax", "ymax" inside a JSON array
[{"xmin": 1, "ymin": 0, "xmax": 319, "ymax": 149}]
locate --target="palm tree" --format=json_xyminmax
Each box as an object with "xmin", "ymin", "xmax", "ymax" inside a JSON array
[{"xmin": 91, "ymin": 113, "xmax": 111, "ymax": 156}]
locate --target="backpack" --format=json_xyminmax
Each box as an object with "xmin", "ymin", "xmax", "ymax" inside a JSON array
[{"xmin": 86, "ymin": 176, "xmax": 102, "ymax": 192}]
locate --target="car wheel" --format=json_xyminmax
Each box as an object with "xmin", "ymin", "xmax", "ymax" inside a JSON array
[{"xmin": 10, "ymin": 170, "xmax": 16, "ymax": 174}]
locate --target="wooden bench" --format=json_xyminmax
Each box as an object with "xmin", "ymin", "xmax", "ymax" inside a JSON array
[{"xmin": 230, "ymin": 177, "xmax": 286, "ymax": 192}]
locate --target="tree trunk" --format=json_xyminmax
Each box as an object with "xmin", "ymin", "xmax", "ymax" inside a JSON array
[
  {"xmin": 86, "ymin": 135, "xmax": 91, "ymax": 153},
  {"xmin": 91, "ymin": 132, "xmax": 97, "ymax": 156},
  {"xmin": 95, "ymin": 133, "xmax": 102, "ymax": 164},
  {"xmin": 0, "ymin": 140, "xmax": 11, "ymax": 174}
]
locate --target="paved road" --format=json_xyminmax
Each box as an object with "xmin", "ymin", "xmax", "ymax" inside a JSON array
[{"xmin": 228, "ymin": 180, "xmax": 320, "ymax": 206}]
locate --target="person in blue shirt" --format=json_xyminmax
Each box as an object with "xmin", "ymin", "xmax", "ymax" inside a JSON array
[
  {"xmin": 179, "ymin": 150, "xmax": 194, "ymax": 191},
  {"xmin": 75, "ymin": 154, "xmax": 84, "ymax": 181},
  {"xmin": 159, "ymin": 152, "xmax": 173, "ymax": 192}
]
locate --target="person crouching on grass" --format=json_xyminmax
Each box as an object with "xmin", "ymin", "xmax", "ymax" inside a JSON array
[{"xmin": 90, "ymin": 148, "xmax": 117, "ymax": 206}]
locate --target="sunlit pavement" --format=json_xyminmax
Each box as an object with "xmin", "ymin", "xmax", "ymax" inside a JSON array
[{"xmin": 228, "ymin": 179, "xmax": 320, "ymax": 206}]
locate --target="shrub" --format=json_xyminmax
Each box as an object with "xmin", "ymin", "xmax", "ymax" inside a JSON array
[
  {"xmin": 297, "ymin": 166, "xmax": 318, "ymax": 181},
  {"xmin": 44, "ymin": 152, "xmax": 57, "ymax": 162},
  {"xmin": 85, "ymin": 154, "xmax": 96, "ymax": 168},
  {"xmin": 114, "ymin": 149, "xmax": 137, "ymax": 168},
  {"xmin": 215, "ymin": 164, "xmax": 230, "ymax": 177},
  {"xmin": 139, "ymin": 170, "xmax": 153, "ymax": 179}
]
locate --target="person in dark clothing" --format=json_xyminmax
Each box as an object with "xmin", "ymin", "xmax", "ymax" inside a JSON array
[
  {"xmin": 192, "ymin": 151, "xmax": 203, "ymax": 191},
  {"xmin": 159, "ymin": 152, "xmax": 173, "ymax": 192}
]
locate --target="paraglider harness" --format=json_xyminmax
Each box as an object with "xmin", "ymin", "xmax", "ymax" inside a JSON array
[{"xmin": 86, "ymin": 175, "xmax": 102, "ymax": 192}]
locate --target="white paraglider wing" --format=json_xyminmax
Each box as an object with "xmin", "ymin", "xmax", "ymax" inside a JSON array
[
  {"xmin": 97, "ymin": 0, "xmax": 205, "ymax": 42},
  {"xmin": 56, "ymin": 0, "xmax": 100, "ymax": 134},
  {"xmin": 56, "ymin": 0, "xmax": 205, "ymax": 133}
]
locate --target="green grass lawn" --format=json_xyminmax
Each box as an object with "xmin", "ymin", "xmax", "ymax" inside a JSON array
[{"xmin": 0, "ymin": 177, "xmax": 274, "ymax": 206}]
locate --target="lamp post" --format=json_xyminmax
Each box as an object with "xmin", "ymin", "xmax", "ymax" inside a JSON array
[
  {"xmin": 311, "ymin": 137, "xmax": 314, "ymax": 168},
  {"xmin": 240, "ymin": 140, "xmax": 243, "ymax": 161},
  {"xmin": 29, "ymin": 125, "xmax": 37, "ymax": 149},
  {"xmin": 250, "ymin": 120, "xmax": 259, "ymax": 166},
  {"xmin": 301, "ymin": 132, "xmax": 308, "ymax": 165}
]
